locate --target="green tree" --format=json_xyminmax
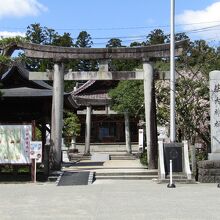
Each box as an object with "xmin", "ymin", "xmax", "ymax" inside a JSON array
[
  {"xmin": 53, "ymin": 32, "xmax": 73, "ymax": 47},
  {"xmin": 26, "ymin": 23, "xmax": 47, "ymax": 44},
  {"xmin": 109, "ymin": 80, "xmax": 144, "ymax": 115},
  {"xmin": 75, "ymin": 31, "xmax": 93, "ymax": 48},
  {"xmin": 74, "ymin": 31, "xmax": 96, "ymax": 71},
  {"xmin": 24, "ymin": 24, "xmax": 56, "ymax": 71},
  {"xmin": 146, "ymin": 29, "xmax": 168, "ymax": 45},
  {"xmin": 156, "ymin": 39, "xmax": 220, "ymax": 157},
  {"xmin": 25, "ymin": 23, "xmax": 75, "ymax": 71},
  {"xmin": 106, "ymin": 38, "xmax": 123, "ymax": 48},
  {"xmin": 44, "ymin": 28, "xmax": 58, "ymax": 45},
  {"xmin": 106, "ymin": 38, "xmax": 140, "ymax": 71},
  {"xmin": 63, "ymin": 112, "xmax": 81, "ymax": 148},
  {"xmin": 24, "ymin": 23, "xmax": 76, "ymax": 92},
  {"xmin": 108, "ymin": 34, "xmax": 217, "ymax": 166},
  {"xmin": 175, "ymin": 32, "xmax": 189, "ymax": 42},
  {"xmin": 0, "ymin": 36, "xmax": 26, "ymax": 75},
  {"xmin": 52, "ymin": 32, "xmax": 76, "ymax": 92},
  {"xmin": 130, "ymin": 41, "xmax": 142, "ymax": 47}
]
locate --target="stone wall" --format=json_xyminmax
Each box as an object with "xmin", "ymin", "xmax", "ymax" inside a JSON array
[{"xmin": 198, "ymin": 160, "xmax": 220, "ymax": 183}]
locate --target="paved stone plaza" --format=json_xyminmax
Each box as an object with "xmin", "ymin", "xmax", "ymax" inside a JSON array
[{"xmin": 0, "ymin": 180, "xmax": 220, "ymax": 220}]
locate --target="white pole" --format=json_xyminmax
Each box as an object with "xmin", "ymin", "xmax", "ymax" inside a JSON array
[
  {"xmin": 170, "ymin": 0, "xmax": 176, "ymax": 142},
  {"xmin": 34, "ymin": 158, "xmax": 37, "ymax": 183},
  {"xmin": 170, "ymin": 159, "xmax": 173, "ymax": 185}
]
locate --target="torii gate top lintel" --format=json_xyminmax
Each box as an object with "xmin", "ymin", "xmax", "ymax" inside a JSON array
[{"xmin": 2, "ymin": 39, "xmax": 187, "ymax": 60}]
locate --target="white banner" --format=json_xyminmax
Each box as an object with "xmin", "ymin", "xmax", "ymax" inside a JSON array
[{"xmin": 0, "ymin": 125, "xmax": 32, "ymax": 164}]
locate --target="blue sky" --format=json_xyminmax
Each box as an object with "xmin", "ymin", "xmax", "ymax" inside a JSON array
[{"xmin": 1, "ymin": 0, "xmax": 220, "ymax": 47}]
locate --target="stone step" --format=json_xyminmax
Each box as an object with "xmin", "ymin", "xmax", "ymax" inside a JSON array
[
  {"xmin": 158, "ymin": 179, "xmax": 196, "ymax": 184},
  {"xmin": 95, "ymin": 175, "xmax": 157, "ymax": 180},
  {"xmin": 166, "ymin": 175, "xmax": 188, "ymax": 180},
  {"xmin": 95, "ymin": 168, "xmax": 158, "ymax": 181},
  {"xmin": 48, "ymin": 176, "xmax": 58, "ymax": 182},
  {"xmin": 48, "ymin": 171, "xmax": 63, "ymax": 182},
  {"xmin": 110, "ymin": 157, "xmax": 136, "ymax": 160},
  {"xmin": 69, "ymin": 156, "xmax": 136, "ymax": 161},
  {"xmin": 95, "ymin": 170, "xmax": 158, "ymax": 176},
  {"xmin": 68, "ymin": 154, "xmax": 91, "ymax": 161},
  {"xmin": 110, "ymin": 154, "xmax": 137, "ymax": 160},
  {"xmin": 69, "ymin": 154, "xmax": 91, "ymax": 158},
  {"xmin": 157, "ymin": 173, "xmax": 196, "ymax": 184},
  {"xmin": 96, "ymin": 172, "xmax": 157, "ymax": 176},
  {"xmin": 109, "ymin": 153, "xmax": 137, "ymax": 156}
]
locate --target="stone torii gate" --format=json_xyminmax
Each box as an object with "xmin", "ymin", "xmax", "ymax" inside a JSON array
[{"xmin": 1, "ymin": 40, "xmax": 185, "ymax": 170}]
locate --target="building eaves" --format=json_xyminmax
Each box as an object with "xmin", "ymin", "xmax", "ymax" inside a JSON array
[{"xmin": 1, "ymin": 63, "xmax": 53, "ymax": 90}]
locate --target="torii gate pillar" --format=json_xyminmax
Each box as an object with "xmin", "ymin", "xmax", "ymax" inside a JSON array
[
  {"xmin": 50, "ymin": 63, "xmax": 64, "ymax": 170},
  {"xmin": 143, "ymin": 62, "xmax": 157, "ymax": 169}
]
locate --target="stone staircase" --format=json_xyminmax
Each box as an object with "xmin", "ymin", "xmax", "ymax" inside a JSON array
[
  {"xmin": 95, "ymin": 169, "xmax": 158, "ymax": 180},
  {"xmin": 92, "ymin": 151, "xmax": 157, "ymax": 181},
  {"xmin": 68, "ymin": 152, "xmax": 137, "ymax": 162},
  {"xmin": 63, "ymin": 151, "xmax": 159, "ymax": 182}
]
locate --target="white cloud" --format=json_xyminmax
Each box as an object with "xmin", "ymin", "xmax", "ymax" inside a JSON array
[
  {"xmin": 0, "ymin": 31, "xmax": 25, "ymax": 38},
  {"xmin": 177, "ymin": 2, "xmax": 220, "ymax": 40},
  {"xmin": 0, "ymin": 0, "xmax": 47, "ymax": 18}
]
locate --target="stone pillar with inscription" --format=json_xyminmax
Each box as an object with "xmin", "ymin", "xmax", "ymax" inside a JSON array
[
  {"xmin": 209, "ymin": 71, "xmax": 220, "ymax": 160},
  {"xmin": 185, "ymin": 71, "xmax": 220, "ymax": 183}
]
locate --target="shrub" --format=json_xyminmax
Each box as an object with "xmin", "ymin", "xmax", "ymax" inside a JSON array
[{"xmin": 140, "ymin": 150, "xmax": 148, "ymax": 166}]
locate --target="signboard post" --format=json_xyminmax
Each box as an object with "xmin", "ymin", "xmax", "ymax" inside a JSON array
[
  {"xmin": 30, "ymin": 141, "xmax": 42, "ymax": 183},
  {"xmin": 31, "ymin": 158, "xmax": 36, "ymax": 183}
]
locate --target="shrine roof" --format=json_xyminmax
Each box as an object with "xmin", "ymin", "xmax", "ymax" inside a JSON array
[
  {"xmin": 0, "ymin": 63, "xmax": 78, "ymax": 108},
  {"xmin": 1, "ymin": 63, "xmax": 53, "ymax": 90},
  {"xmin": 72, "ymin": 80, "xmax": 96, "ymax": 95},
  {"xmin": 1, "ymin": 87, "xmax": 53, "ymax": 97},
  {"xmin": 72, "ymin": 80, "xmax": 118, "ymax": 106}
]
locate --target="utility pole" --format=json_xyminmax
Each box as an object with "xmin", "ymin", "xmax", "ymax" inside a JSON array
[{"xmin": 170, "ymin": 0, "xmax": 176, "ymax": 142}]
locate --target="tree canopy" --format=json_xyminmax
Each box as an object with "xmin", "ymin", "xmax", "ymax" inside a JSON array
[{"xmin": 109, "ymin": 80, "xmax": 144, "ymax": 116}]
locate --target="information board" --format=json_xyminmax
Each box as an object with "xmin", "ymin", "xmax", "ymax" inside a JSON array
[
  {"xmin": 0, "ymin": 125, "xmax": 32, "ymax": 164},
  {"xmin": 30, "ymin": 141, "xmax": 42, "ymax": 163}
]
